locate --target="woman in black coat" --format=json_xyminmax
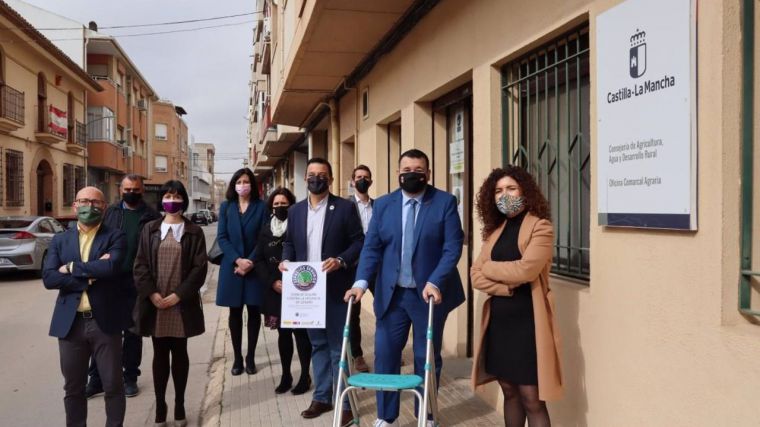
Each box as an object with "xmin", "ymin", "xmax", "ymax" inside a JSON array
[
  {"xmin": 133, "ymin": 180, "xmax": 207, "ymax": 426},
  {"xmin": 254, "ymin": 187, "xmax": 312, "ymax": 394}
]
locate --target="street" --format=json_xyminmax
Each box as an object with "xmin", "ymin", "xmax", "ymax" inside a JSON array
[{"xmin": 0, "ymin": 224, "xmax": 220, "ymax": 426}]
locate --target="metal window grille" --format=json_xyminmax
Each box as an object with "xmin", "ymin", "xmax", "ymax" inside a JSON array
[
  {"xmin": 0, "ymin": 148, "xmax": 4, "ymax": 207},
  {"xmin": 63, "ymin": 164, "xmax": 75, "ymax": 205},
  {"xmin": 5, "ymin": 149, "xmax": 23, "ymax": 207},
  {"xmin": 75, "ymin": 166, "xmax": 85, "ymax": 195},
  {"xmin": 502, "ymin": 25, "xmax": 591, "ymax": 281}
]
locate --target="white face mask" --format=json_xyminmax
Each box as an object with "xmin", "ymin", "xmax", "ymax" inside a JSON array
[{"xmin": 497, "ymin": 194, "xmax": 526, "ymax": 217}]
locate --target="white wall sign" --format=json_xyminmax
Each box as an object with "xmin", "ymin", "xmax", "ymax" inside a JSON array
[
  {"xmin": 596, "ymin": 0, "xmax": 697, "ymax": 230},
  {"xmin": 280, "ymin": 262, "xmax": 326, "ymax": 328}
]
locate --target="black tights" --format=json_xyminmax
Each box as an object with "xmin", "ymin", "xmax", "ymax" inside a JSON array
[
  {"xmin": 152, "ymin": 337, "xmax": 189, "ymax": 422},
  {"xmin": 278, "ymin": 327, "xmax": 311, "ymax": 379},
  {"xmin": 229, "ymin": 305, "xmax": 261, "ymax": 365},
  {"xmin": 499, "ymin": 381, "xmax": 550, "ymax": 427}
]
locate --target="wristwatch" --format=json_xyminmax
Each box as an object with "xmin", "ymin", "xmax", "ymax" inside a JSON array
[{"xmin": 336, "ymin": 257, "xmax": 346, "ymax": 269}]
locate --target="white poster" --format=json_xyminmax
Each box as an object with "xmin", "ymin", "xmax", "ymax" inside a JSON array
[
  {"xmin": 449, "ymin": 107, "xmax": 465, "ymax": 174},
  {"xmin": 596, "ymin": 0, "xmax": 697, "ymax": 230},
  {"xmin": 280, "ymin": 262, "xmax": 326, "ymax": 328}
]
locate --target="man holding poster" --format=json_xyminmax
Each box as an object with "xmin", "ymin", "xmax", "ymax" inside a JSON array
[{"xmin": 280, "ymin": 158, "xmax": 364, "ymax": 426}]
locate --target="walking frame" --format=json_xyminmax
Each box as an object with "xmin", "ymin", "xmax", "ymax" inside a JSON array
[{"xmin": 332, "ymin": 296, "xmax": 439, "ymax": 427}]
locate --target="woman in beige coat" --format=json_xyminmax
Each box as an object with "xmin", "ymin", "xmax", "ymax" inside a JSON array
[{"xmin": 470, "ymin": 166, "xmax": 562, "ymax": 426}]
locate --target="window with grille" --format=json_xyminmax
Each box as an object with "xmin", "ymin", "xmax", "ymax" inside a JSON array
[
  {"xmin": 75, "ymin": 166, "xmax": 85, "ymax": 195},
  {"xmin": 5, "ymin": 149, "xmax": 23, "ymax": 207},
  {"xmin": 502, "ymin": 25, "xmax": 590, "ymax": 282},
  {"xmin": 63, "ymin": 164, "xmax": 75, "ymax": 205},
  {"xmin": 155, "ymin": 155, "xmax": 168, "ymax": 172}
]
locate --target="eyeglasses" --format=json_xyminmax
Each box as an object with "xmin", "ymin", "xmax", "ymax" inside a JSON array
[{"xmin": 75, "ymin": 198, "xmax": 106, "ymax": 207}]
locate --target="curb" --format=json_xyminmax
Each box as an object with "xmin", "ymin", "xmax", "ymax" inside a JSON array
[{"xmin": 200, "ymin": 307, "xmax": 228, "ymax": 427}]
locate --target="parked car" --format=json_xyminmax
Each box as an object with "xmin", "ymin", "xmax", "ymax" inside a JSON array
[
  {"xmin": 198, "ymin": 209, "xmax": 214, "ymax": 223},
  {"xmin": 54, "ymin": 216, "xmax": 77, "ymax": 230},
  {"xmin": 0, "ymin": 216, "xmax": 65, "ymax": 276},
  {"xmin": 190, "ymin": 212, "xmax": 210, "ymax": 226}
]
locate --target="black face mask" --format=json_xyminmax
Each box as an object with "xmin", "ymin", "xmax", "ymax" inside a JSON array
[
  {"xmin": 122, "ymin": 192, "xmax": 142, "ymax": 205},
  {"xmin": 273, "ymin": 206, "xmax": 288, "ymax": 221},
  {"xmin": 399, "ymin": 172, "xmax": 427, "ymax": 194},
  {"xmin": 354, "ymin": 178, "xmax": 371, "ymax": 194},
  {"xmin": 307, "ymin": 176, "xmax": 329, "ymax": 195}
]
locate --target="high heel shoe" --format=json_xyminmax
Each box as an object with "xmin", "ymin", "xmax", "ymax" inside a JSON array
[
  {"xmin": 245, "ymin": 355, "xmax": 257, "ymax": 375},
  {"xmin": 291, "ymin": 375, "xmax": 311, "ymax": 395},
  {"xmin": 275, "ymin": 375, "xmax": 293, "ymax": 394},
  {"xmin": 231, "ymin": 358, "xmax": 244, "ymax": 376}
]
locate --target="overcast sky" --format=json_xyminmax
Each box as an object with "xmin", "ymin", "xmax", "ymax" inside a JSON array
[{"xmin": 18, "ymin": 0, "xmax": 255, "ymax": 180}]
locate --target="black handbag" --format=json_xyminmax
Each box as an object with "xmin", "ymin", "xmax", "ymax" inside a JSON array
[{"xmin": 208, "ymin": 237, "xmax": 223, "ymax": 265}]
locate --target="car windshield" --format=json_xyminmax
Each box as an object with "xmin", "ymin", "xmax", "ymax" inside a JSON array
[{"xmin": 0, "ymin": 219, "xmax": 33, "ymax": 229}]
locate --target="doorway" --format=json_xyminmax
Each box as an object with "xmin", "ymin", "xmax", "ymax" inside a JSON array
[{"xmin": 36, "ymin": 160, "xmax": 53, "ymax": 216}]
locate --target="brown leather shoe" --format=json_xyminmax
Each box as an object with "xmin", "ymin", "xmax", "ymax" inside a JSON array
[
  {"xmin": 340, "ymin": 409, "xmax": 355, "ymax": 426},
  {"xmin": 300, "ymin": 401, "xmax": 333, "ymax": 419},
  {"xmin": 354, "ymin": 356, "xmax": 370, "ymax": 373}
]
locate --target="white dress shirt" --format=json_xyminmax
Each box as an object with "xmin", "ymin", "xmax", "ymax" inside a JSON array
[
  {"xmin": 355, "ymin": 196, "xmax": 373, "ymax": 234},
  {"xmin": 306, "ymin": 196, "xmax": 328, "ymax": 262}
]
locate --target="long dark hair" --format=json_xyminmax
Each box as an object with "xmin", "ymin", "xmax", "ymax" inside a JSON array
[
  {"xmin": 475, "ymin": 166, "xmax": 550, "ymax": 240},
  {"xmin": 266, "ymin": 187, "xmax": 296, "ymax": 210},
  {"xmin": 226, "ymin": 168, "xmax": 259, "ymax": 201}
]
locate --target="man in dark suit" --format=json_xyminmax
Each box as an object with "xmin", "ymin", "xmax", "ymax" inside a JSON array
[
  {"xmin": 345, "ymin": 149, "xmax": 465, "ymax": 427},
  {"xmin": 86, "ymin": 174, "xmax": 160, "ymax": 399},
  {"xmin": 43, "ymin": 186, "xmax": 128, "ymax": 427},
  {"xmin": 347, "ymin": 164, "xmax": 375, "ymax": 373},
  {"xmin": 280, "ymin": 158, "xmax": 364, "ymax": 426}
]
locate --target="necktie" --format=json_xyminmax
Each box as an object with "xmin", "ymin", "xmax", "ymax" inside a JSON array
[{"xmin": 399, "ymin": 199, "xmax": 418, "ymax": 287}]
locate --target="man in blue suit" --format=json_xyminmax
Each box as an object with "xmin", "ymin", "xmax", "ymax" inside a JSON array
[
  {"xmin": 280, "ymin": 158, "xmax": 365, "ymax": 426},
  {"xmin": 43, "ymin": 186, "xmax": 128, "ymax": 427},
  {"xmin": 345, "ymin": 149, "xmax": 465, "ymax": 427}
]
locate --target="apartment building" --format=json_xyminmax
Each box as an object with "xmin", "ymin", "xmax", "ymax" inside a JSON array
[
  {"xmin": 0, "ymin": 2, "xmax": 100, "ymax": 217},
  {"xmin": 262, "ymin": 0, "xmax": 760, "ymax": 424},
  {"xmin": 144, "ymin": 100, "xmax": 189, "ymax": 206},
  {"xmin": 249, "ymin": 0, "xmax": 306, "ymax": 200},
  {"xmin": 190, "ymin": 142, "xmax": 215, "ymax": 212}
]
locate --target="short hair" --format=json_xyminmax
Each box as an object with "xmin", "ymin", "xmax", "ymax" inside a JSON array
[
  {"xmin": 352, "ymin": 164, "xmax": 372, "ymax": 180},
  {"xmin": 266, "ymin": 187, "xmax": 296, "ymax": 210},
  {"xmin": 226, "ymin": 168, "xmax": 259, "ymax": 201},
  {"xmin": 306, "ymin": 157, "xmax": 333, "ymax": 178},
  {"xmin": 159, "ymin": 180, "xmax": 190, "ymax": 212},
  {"xmin": 399, "ymin": 149, "xmax": 430, "ymax": 169},
  {"xmin": 121, "ymin": 174, "xmax": 143, "ymax": 186}
]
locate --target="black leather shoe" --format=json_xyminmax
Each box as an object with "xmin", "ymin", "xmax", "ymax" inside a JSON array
[
  {"xmin": 300, "ymin": 400, "xmax": 333, "ymax": 419},
  {"xmin": 85, "ymin": 383, "xmax": 103, "ymax": 399},
  {"xmin": 231, "ymin": 359, "xmax": 244, "ymax": 376},
  {"xmin": 275, "ymin": 375, "xmax": 292, "ymax": 394},
  {"xmin": 245, "ymin": 363, "xmax": 257, "ymax": 375},
  {"xmin": 124, "ymin": 381, "xmax": 139, "ymax": 397},
  {"xmin": 291, "ymin": 375, "xmax": 311, "ymax": 395}
]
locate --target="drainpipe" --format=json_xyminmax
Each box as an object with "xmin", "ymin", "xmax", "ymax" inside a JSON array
[
  {"xmin": 83, "ymin": 26, "xmax": 89, "ymax": 185},
  {"xmin": 328, "ymin": 98, "xmax": 340, "ymax": 194}
]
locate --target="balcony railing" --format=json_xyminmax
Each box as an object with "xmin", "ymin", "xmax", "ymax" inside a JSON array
[
  {"xmin": 86, "ymin": 116, "xmax": 116, "ymax": 142},
  {"xmin": 0, "ymin": 85, "xmax": 25, "ymax": 125},
  {"xmin": 75, "ymin": 121, "xmax": 86, "ymax": 147}
]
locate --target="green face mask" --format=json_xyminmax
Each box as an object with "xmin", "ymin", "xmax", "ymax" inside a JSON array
[{"xmin": 77, "ymin": 205, "xmax": 103, "ymax": 225}]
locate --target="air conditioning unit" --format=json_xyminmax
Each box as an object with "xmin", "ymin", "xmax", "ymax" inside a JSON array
[
  {"xmin": 121, "ymin": 145, "xmax": 134, "ymax": 157},
  {"xmin": 263, "ymin": 17, "xmax": 271, "ymax": 41},
  {"xmin": 137, "ymin": 99, "xmax": 147, "ymax": 111}
]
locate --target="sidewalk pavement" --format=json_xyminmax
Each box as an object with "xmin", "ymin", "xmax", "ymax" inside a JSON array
[{"xmin": 201, "ymin": 299, "xmax": 502, "ymax": 427}]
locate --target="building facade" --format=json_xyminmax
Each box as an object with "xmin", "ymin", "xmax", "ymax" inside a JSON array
[
  {"xmin": 190, "ymin": 142, "xmax": 215, "ymax": 212},
  {"xmin": 261, "ymin": 0, "xmax": 760, "ymax": 424},
  {"xmin": 0, "ymin": 3, "xmax": 100, "ymax": 218},
  {"xmin": 144, "ymin": 100, "xmax": 189, "ymax": 207}
]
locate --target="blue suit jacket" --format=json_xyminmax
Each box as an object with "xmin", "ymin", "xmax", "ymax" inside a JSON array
[
  {"xmin": 43, "ymin": 224, "xmax": 127, "ymax": 338},
  {"xmin": 355, "ymin": 186, "xmax": 465, "ymax": 319},
  {"xmin": 282, "ymin": 194, "xmax": 365, "ymax": 303},
  {"xmin": 215, "ymin": 199, "xmax": 268, "ymax": 307}
]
